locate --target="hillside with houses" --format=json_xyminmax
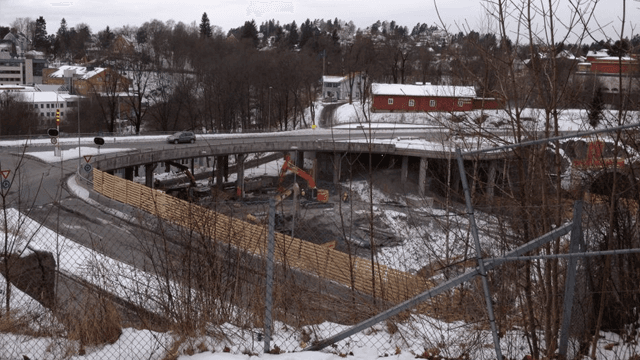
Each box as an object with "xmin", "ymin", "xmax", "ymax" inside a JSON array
[{"xmin": 1, "ymin": 16, "xmax": 639, "ymax": 137}]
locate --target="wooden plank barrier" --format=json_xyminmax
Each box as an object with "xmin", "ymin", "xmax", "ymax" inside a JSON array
[{"xmin": 92, "ymin": 169, "xmax": 434, "ymax": 304}]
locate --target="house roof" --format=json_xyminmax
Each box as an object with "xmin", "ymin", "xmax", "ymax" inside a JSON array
[
  {"xmin": 372, "ymin": 83, "xmax": 476, "ymax": 98},
  {"xmin": 323, "ymin": 73, "xmax": 363, "ymax": 83},
  {"xmin": 47, "ymin": 65, "xmax": 106, "ymax": 80},
  {"xmin": 323, "ymin": 75, "xmax": 346, "ymax": 82},
  {"xmin": 22, "ymin": 91, "xmax": 77, "ymax": 103},
  {"xmin": 35, "ymin": 84, "xmax": 67, "ymax": 92}
]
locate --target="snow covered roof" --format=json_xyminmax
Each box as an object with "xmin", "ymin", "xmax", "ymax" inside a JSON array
[
  {"xmin": 323, "ymin": 75, "xmax": 346, "ymax": 82},
  {"xmin": 47, "ymin": 65, "xmax": 106, "ymax": 79},
  {"xmin": 371, "ymin": 83, "xmax": 476, "ymax": 98},
  {"xmin": 35, "ymin": 84, "xmax": 67, "ymax": 92},
  {"xmin": 586, "ymin": 50, "xmax": 610, "ymax": 58},
  {"xmin": 323, "ymin": 73, "xmax": 362, "ymax": 83},
  {"xmin": 592, "ymin": 56, "xmax": 637, "ymax": 62},
  {"xmin": 22, "ymin": 91, "xmax": 77, "ymax": 103}
]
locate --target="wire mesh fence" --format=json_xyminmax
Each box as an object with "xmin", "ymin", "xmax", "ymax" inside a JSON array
[{"xmin": 1, "ymin": 138, "xmax": 640, "ymax": 360}]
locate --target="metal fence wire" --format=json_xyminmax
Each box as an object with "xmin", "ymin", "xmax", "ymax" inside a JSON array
[{"xmin": 1, "ymin": 139, "xmax": 640, "ymax": 360}]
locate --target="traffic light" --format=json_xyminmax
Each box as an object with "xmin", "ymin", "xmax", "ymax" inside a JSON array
[
  {"xmin": 47, "ymin": 128, "xmax": 59, "ymax": 137},
  {"xmin": 56, "ymin": 109, "xmax": 60, "ymax": 124}
]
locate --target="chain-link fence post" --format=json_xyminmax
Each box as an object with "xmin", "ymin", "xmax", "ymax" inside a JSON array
[
  {"xmin": 264, "ymin": 198, "xmax": 275, "ymax": 353},
  {"xmin": 558, "ymin": 200, "xmax": 583, "ymax": 358},
  {"xmin": 456, "ymin": 147, "xmax": 503, "ymax": 360}
]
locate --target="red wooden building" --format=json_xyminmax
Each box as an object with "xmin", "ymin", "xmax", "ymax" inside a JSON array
[{"xmin": 371, "ymin": 83, "xmax": 500, "ymax": 112}]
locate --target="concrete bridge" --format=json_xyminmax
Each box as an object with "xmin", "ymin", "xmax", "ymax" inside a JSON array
[{"xmin": 93, "ymin": 133, "xmax": 509, "ymax": 198}]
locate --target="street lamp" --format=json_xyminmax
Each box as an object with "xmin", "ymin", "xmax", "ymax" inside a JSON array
[
  {"xmin": 77, "ymin": 95, "xmax": 81, "ymax": 169},
  {"xmin": 268, "ymin": 86, "xmax": 272, "ymax": 131}
]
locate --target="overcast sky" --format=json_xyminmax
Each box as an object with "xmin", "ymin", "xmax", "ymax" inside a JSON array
[{"xmin": 0, "ymin": 0, "xmax": 633, "ymax": 42}]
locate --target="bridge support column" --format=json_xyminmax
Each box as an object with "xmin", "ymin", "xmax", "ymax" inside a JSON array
[
  {"xmin": 486, "ymin": 160, "xmax": 497, "ymax": 200},
  {"xmin": 223, "ymin": 155, "xmax": 229, "ymax": 182},
  {"xmin": 190, "ymin": 158, "xmax": 195, "ymax": 175},
  {"xmin": 236, "ymin": 154, "xmax": 245, "ymax": 198},
  {"xmin": 333, "ymin": 153, "xmax": 341, "ymax": 185},
  {"xmin": 145, "ymin": 163, "xmax": 157, "ymax": 188},
  {"xmin": 295, "ymin": 151, "xmax": 304, "ymax": 169},
  {"xmin": 124, "ymin": 167, "xmax": 134, "ymax": 181},
  {"xmin": 216, "ymin": 156, "xmax": 224, "ymax": 189},
  {"xmin": 452, "ymin": 160, "xmax": 461, "ymax": 193},
  {"xmin": 419, "ymin": 157, "xmax": 428, "ymax": 197},
  {"xmin": 307, "ymin": 152, "xmax": 317, "ymax": 182},
  {"xmin": 401, "ymin": 156, "xmax": 409, "ymax": 185}
]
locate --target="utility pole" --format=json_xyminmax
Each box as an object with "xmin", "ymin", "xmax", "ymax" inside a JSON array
[{"xmin": 268, "ymin": 86, "xmax": 272, "ymax": 131}]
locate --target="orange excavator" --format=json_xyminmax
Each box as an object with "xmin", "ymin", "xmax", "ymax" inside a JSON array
[{"xmin": 278, "ymin": 154, "xmax": 329, "ymax": 203}]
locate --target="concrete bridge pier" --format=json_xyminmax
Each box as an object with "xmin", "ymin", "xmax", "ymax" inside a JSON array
[
  {"xmin": 145, "ymin": 163, "xmax": 157, "ymax": 188},
  {"xmin": 305, "ymin": 152, "xmax": 317, "ymax": 181},
  {"xmin": 401, "ymin": 156, "xmax": 409, "ymax": 186},
  {"xmin": 333, "ymin": 153, "xmax": 341, "ymax": 185},
  {"xmin": 295, "ymin": 151, "xmax": 305, "ymax": 169},
  {"xmin": 124, "ymin": 167, "xmax": 134, "ymax": 181},
  {"xmin": 236, "ymin": 154, "xmax": 245, "ymax": 198},
  {"xmin": 418, "ymin": 157, "xmax": 428, "ymax": 197},
  {"xmin": 216, "ymin": 156, "xmax": 224, "ymax": 188},
  {"xmin": 486, "ymin": 160, "xmax": 497, "ymax": 200}
]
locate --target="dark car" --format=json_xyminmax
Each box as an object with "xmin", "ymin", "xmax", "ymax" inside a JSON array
[{"xmin": 167, "ymin": 131, "xmax": 196, "ymax": 144}]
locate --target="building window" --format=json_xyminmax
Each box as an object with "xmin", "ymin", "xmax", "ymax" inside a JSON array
[
  {"xmin": 408, "ymin": 99, "xmax": 415, "ymax": 107},
  {"xmin": 61, "ymin": 112, "xmax": 64, "ymax": 117},
  {"xmin": 60, "ymin": 103, "xmax": 64, "ymax": 108},
  {"xmin": 429, "ymin": 99, "xmax": 436, "ymax": 107},
  {"xmin": 46, "ymin": 104, "xmax": 50, "ymax": 108},
  {"xmin": 40, "ymin": 104, "xmax": 44, "ymax": 108},
  {"xmin": 388, "ymin": 98, "xmax": 394, "ymax": 105},
  {"xmin": 46, "ymin": 112, "xmax": 50, "ymax": 117}
]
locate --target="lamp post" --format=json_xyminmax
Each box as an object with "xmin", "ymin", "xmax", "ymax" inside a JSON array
[
  {"xmin": 77, "ymin": 95, "xmax": 81, "ymax": 169},
  {"xmin": 268, "ymin": 86, "xmax": 272, "ymax": 131}
]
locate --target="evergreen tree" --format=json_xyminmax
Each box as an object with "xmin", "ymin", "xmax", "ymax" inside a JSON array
[
  {"xmin": 299, "ymin": 19, "xmax": 314, "ymax": 48},
  {"xmin": 136, "ymin": 27, "xmax": 147, "ymax": 44},
  {"xmin": 0, "ymin": 26, "xmax": 9, "ymax": 39},
  {"xmin": 34, "ymin": 16, "xmax": 49, "ymax": 52},
  {"xmin": 588, "ymin": 87, "xmax": 604, "ymax": 128},
  {"xmin": 98, "ymin": 26, "xmax": 114, "ymax": 49},
  {"xmin": 57, "ymin": 18, "xmax": 68, "ymax": 36},
  {"xmin": 240, "ymin": 20, "xmax": 258, "ymax": 47},
  {"xmin": 607, "ymin": 39, "xmax": 630, "ymax": 57},
  {"xmin": 287, "ymin": 21, "xmax": 299, "ymax": 47},
  {"xmin": 55, "ymin": 18, "xmax": 69, "ymax": 58},
  {"xmin": 199, "ymin": 12, "xmax": 212, "ymax": 38}
]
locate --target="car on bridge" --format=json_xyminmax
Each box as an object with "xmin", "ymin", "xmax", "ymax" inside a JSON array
[{"xmin": 167, "ymin": 131, "xmax": 196, "ymax": 144}]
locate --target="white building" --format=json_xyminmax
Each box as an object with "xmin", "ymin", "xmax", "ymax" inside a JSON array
[
  {"xmin": 22, "ymin": 91, "xmax": 79, "ymax": 128},
  {"xmin": 322, "ymin": 72, "xmax": 366, "ymax": 102}
]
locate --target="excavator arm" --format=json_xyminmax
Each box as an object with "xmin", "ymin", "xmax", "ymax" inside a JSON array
[
  {"xmin": 165, "ymin": 160, "xmax": 197, "ymax": 187},
  {"xmin": 278, "ymin": 154, "xmax": 316, "ymax": 190},
  {"xmin": 277, "ymin": 154, "xmax": 328, "ymax": 203}
]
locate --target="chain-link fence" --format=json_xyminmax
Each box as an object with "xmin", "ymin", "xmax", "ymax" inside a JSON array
[{"xmin": 1, "ymin": 137, "xmax": 640, "ymax": 360}]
